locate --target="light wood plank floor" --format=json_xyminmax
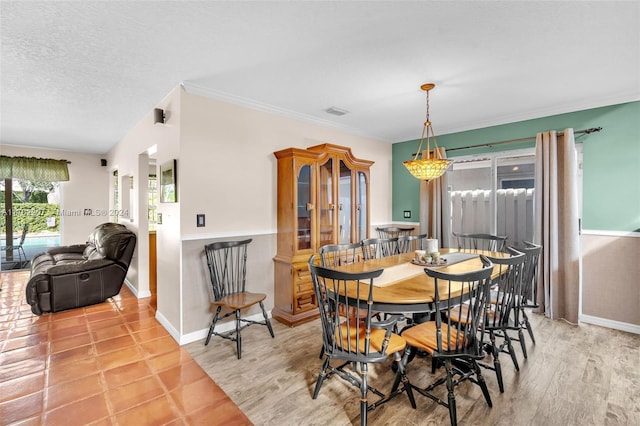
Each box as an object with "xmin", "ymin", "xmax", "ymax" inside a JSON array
[{"xmin": 184, "ymin": 313, "xmax": 640, "ymax": 426}]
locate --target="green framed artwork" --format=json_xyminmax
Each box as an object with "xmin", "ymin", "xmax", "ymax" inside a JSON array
[{"xmin": 160, "ymin": 159, "xmax": 177, "ymax": 203}]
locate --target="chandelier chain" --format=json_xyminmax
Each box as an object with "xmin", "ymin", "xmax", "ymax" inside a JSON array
[{"xmin": 425, "ymin": 89, "xmax": 430, "ymax": 125}]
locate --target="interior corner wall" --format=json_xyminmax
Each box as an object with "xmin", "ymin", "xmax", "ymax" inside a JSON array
[
  {"xmin": 176, "ymin": 91, "xmax": 392, "ymax": 339},
  {"xmin": 107, "ymin": 85, "xmax": 182, "ymax": 338},
  {"xmin": 0, "ymin": 145, "xmax": 108, "ymax": 244}
]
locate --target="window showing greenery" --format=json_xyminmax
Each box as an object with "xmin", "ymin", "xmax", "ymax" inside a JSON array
[{"xmin": 1, "ymin": 178, "xmax": 60, "ymax": 254}]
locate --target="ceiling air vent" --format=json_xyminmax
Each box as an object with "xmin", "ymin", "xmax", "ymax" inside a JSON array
[{"xmin": 325, "ymin": 106, "xmax": 349, "ymax": 116}]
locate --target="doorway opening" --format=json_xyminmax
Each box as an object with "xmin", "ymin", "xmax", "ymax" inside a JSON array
[{"xmin": 1, "ymin": 178, "xmax": 61, "ymax": 270}]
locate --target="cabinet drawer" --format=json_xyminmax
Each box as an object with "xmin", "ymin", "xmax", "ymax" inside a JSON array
[
  {"xmin": 295, "ymin": 292, "xmax": 317, "ymax": 312},
  {"xmin": 296, "ymin": 281, "xmax": 314, "ymax": 294},
  {"xmin": 294, "ymin": 265, "xmax": 311, "ymax": 283}
]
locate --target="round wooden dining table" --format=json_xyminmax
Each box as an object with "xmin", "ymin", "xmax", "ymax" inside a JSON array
[{"xmin": 331, "ymin": 249, "xmax": 509, "ymax": 314}]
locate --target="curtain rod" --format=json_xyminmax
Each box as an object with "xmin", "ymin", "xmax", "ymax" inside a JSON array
[{"xmin": 446, "ymin": 126, "xmax": 603, "ymax": 153}]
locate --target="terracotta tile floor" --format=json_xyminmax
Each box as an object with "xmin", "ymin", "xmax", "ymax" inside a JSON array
[{"xmin": 0, "ymin": 270, "xmax": 252, "ymax": 425}]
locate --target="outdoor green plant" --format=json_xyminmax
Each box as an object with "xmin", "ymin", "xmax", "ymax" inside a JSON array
[{"xmin": 0, "ymin": 203, "xmax": 60, "ymax": 233}]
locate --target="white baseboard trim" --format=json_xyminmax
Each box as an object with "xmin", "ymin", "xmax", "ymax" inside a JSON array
[
  {"xmin": 155, "ymin": 309, "xmax": 181, "ymax": 343},
  {"xmin": 582, "ymin": 229, "xmax": 640, "ymax": 238},
  {"xmin": 123, "ymin": 279, "xmax": 137, "ymax": 296},
  {"xmin": 580, "ymin": 314, "xmax": 640, "ymax": 335},
  {"xmin": 122, "ymin": 279, "xmax": 151, "ymax": 298},
  {"xmin": 178, "ymin": 311, "xmax": 273, "ymax": 346},
  {"xmin": 179, "ymin": 327, "xmax": 210, "ymax": 346}
]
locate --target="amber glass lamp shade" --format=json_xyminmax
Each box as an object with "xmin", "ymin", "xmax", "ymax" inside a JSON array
[{"xmin": 403, "ymin": 83, "xmax": 452, "ymax": 181}]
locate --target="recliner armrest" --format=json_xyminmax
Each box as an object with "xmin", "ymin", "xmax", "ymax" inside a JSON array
[
  {"xmin": 45, "ymin": 258, "xmax": 116, "ymax": 276},
  {"xmin": 46, "ymin": 244, "xmax": 87, "ymax": 255}
]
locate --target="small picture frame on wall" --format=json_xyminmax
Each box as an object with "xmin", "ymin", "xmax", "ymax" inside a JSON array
[{"xmin": 160, "ymin": 159, "xmax": 177, "ymax": 203}]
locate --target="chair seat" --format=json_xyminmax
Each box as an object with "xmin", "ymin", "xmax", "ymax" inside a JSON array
[
  {"xmin": 446, "ymin": 302, "xmax": 507, "ymax": 327},
  {"xmin": 401, "ymin": 322, "xmax": 463, "ymax": 355},
  {"xmin": 211, "ymin": 291, "xmax": 267, "ymax": 311},
  {"xmin": 337, "ymin": 323, "xmax": 406, "ymax": 354}
]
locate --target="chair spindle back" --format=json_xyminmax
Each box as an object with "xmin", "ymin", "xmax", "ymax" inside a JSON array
[{"xmin": 204, "ymin": 239, "xmax": 252, "ymax": 301}]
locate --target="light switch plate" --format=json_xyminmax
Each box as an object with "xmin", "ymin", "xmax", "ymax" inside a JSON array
[
  {"xmin": 197, "ymin": 214, "xmax": 205, "ymax": 227},
  {"xmin": 403, "ymin": 210, "xmax": 411, "ymax": 218}
]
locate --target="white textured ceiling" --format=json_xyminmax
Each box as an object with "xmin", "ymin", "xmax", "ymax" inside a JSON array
[{"xmin": 1, "ymin": 1, "xmax": 639, "ymax": 154}]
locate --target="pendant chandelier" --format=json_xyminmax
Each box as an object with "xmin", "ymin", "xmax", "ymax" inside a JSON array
[{"xmin": 403, "ymin": 83, "xmax": 453, "ymax": 181}]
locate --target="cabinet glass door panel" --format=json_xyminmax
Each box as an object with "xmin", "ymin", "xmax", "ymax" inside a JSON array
[
  {"xmin": 318, "ymin": 158, "xmax": 334, "ymax": 247},
  {"xmin": 357, "ymin": 171, "xmax": 368, "ymax": 242},
  {"xmin": 296, "ymin": 164, "xmax": 312, "ymax": 251},
  {"xmin": 338, "ymin": 160, "xmax": 352, "ymax": 244}
]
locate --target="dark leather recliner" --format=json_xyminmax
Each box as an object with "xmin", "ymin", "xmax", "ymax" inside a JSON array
[{"xmin": 25, "ymin": 222, "xmax": 137, "ymax": 315}]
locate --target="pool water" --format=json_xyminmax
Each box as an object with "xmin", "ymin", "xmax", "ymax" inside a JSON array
[{"xmin": 23, "ymin": 235, "xmax": 61, "ymax": 247}]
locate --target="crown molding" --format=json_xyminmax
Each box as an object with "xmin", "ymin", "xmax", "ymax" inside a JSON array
[
  {"xmin": 180, "ymin": 81, "xmax": 387, "ymax": 142},
  {"xmin": 438, "ymin": 93, "xmax": 640, "ymax": 136},
  {"xmin": 181, "ymin": 81, "xmax": 637, "ymax": 142}
]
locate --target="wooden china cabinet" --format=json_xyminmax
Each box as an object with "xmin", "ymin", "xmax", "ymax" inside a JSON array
[{"xmin": 272, "ymin": 143, "xmax": 374, "ymax": 326}]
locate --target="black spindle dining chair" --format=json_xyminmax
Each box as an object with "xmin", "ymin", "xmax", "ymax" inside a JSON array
[
  {"xmin": 452, "ymin": 232, "xmax": 508, "ymax": 253},
  {"xmin": 309, "ymin": 255, "xmax": 416, "ymax": 426},
  {"xmin": 203, "ymin": 239, "xmax": 275, "ymax": 359},
  {"xmin": 394, "ymin": 258, "xmax": 494, "ymax": 425}
]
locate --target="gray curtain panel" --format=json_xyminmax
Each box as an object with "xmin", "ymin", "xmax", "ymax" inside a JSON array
[
  {"xmin": 534, "ymin": 128, "xmax": 581, "ymax": 323},
  {"xmin": 420, "ymin": 147, "xmax": 451, "ymax": 248}
]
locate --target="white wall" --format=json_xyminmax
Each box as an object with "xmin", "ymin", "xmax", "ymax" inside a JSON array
[
  {"xmin": 178, "ymin": 91, "xmax": 392, "ymax": 237},
  {"xmin": 0, "ymin": 145, "xmax": 108, "ymax": 244},
  {"xmin": 106, "ymin": 84, "xmax": 393, "ymax": 343},
  {"xmin": 174, "ymin": 90, "xmax": 393, "ymax": 341},
  {"xmin": 107, "ymin": 86, "xmax": 182, "ymax": 331}
]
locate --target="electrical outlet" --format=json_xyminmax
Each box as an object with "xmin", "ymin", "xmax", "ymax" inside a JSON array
[
  {"xmin": 403, "ymin": 210, "xmax": 411, "ymax": 218},
  {"xmin": 197, "ymin": 214, "xmax": 205, "ymax": 227}
]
